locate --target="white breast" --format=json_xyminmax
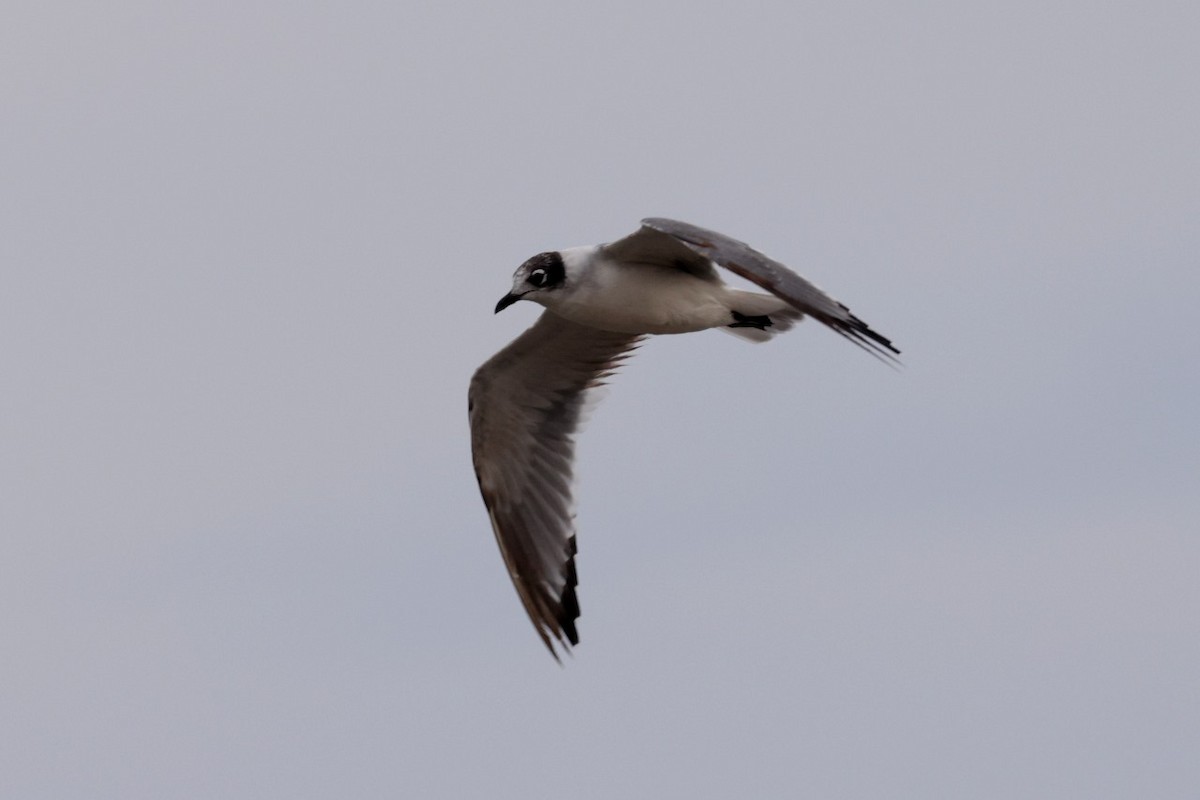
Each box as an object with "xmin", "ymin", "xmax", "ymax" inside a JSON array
[{"xmin": 552, "ymin": 254, "xmax": 733, "ymax": 335}]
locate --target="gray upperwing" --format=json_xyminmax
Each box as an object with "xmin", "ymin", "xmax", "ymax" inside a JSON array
[
  {"xmin": 641, "ymin": 218, "xmax": 900, "ymax": 360},
  {"xmin": 599, "ymin": 224, "xmax": 721, "ymax": 281},
  {"xmin": 469, "ymin": 310, "xmax": 643, "ymax": 660}
]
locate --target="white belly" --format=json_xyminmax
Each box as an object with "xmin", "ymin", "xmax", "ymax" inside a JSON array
[{"xmin": 554, "ymin": 263, "xmax": 734, "ymax": 334}]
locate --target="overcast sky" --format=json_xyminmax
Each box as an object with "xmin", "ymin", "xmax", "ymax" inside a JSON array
[{"xmin": 3, "ymin": 2, "xmax": 1198, "ymax": 798}]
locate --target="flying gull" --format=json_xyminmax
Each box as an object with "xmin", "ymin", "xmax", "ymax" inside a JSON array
[{"xmin": 468, "ymin": 218, "xmax": 898, "ymax": 659}]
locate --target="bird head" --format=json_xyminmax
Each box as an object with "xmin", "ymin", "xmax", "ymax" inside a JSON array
[{"xmin": 495, "ymin": 251, "xmax": 567, "ymax": 313}]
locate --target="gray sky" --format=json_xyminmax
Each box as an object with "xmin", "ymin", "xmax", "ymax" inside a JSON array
[{"xmin": 3, "ymin": 2, "xmax": 1198, "ymax": 797}]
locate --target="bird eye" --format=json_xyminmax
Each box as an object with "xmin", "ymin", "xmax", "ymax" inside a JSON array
[{"xmin": 528, "ymin": 268, "xmax": 546, "ymax": 287}]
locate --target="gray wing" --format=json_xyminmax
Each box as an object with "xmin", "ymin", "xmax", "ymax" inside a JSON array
[
  {"xmin": 600, "ymin": 223, "xmax": 721, "ymax": 281},
  {"xmin": 469, "ymin": 311, "xmax": 642, "ymax": 660},
  {"xmin": 625, "ymin": 218, "xmax": 900, "ymax": 360}
]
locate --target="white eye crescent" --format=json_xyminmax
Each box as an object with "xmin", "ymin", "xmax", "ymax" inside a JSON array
[{"xmin": 529, "ymin": 268, "xmax": 546, "ymax": 287}]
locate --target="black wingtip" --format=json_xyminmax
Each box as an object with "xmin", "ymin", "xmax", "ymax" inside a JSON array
[
  {"xmin": 853, "ymin": 316, "xmax": 901, "ymax": 356},
  {"xmin": 558, "ymin": 535, "xmax": 581, "ymax": 646},
  {"xmin": 535, "ymin": 536, "xmax": 582, "ymax": 663},
  {"xmin": 830, "ymin": 314, "xmax": 901, "ymax": 365}
]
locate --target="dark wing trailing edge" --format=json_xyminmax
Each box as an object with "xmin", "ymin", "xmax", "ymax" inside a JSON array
[
  {"xmin": 640, "ymin": 218, "xmax": 900, "ymax": 361},
  {"xmin": 469, "ymin": 311, "xmax": 642, "ymax": 660}
]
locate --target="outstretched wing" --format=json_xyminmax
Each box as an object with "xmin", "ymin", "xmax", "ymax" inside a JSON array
[
  {"xmin": 469, "ymin": 311, "xmax": 642, "ymax": 660},
  {"xmin": 628, "ymin": 218, "xmax": 900, "ymax": 360}
]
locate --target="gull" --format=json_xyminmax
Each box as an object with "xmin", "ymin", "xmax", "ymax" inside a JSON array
[{"xmin": 469, "ymin": 218, "xmax": 898, "ymax": 659}]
